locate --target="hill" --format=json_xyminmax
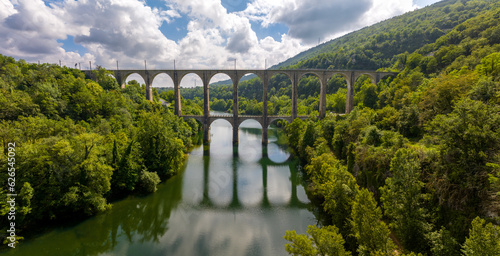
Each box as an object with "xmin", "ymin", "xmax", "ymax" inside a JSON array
[
  {"xmin": 279, "ymin": 0, "xmax": 500, "ymax": 255},
  {"xmin": 273, "ymin": 0, "xmax": 498, "ymax": 70}
]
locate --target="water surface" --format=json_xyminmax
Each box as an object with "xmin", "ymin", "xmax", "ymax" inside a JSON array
[{"xmin": 4, "ymin": 118, "xmax": 316, "ymax": 256}]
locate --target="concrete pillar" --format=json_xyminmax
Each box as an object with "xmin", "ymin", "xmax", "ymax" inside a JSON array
[
  {"xmin": 262, "ymin": 72, "xmax": 269, "ymax": 145},
  {"xmin": 114, "ymin": 71, "xmax": 125, "ymax": 89},
  {"xmin": 375, "ymin": 73, "xmax": 381, "ymax": 84},
  {"xmin": 346, "ymin": 72, "xmax": 355, "ymax": 114},
  {"xmin": 145, "ymin": 72, "xmax": 153, "ymax": 101},
  {"xmin": 174, "ymin": 71, "xmax": 181, "ymax": 116},
  {"xmin": 233, "ymin": 73, "xmax": 239, "ymax": 146},
  {"xmin": 203, "ymin": 72, "xmax": 210, "ymax": 145},
  {"xmin": 319, "ymin": 73, "xmax": 328, "ymax": 118},
  {"xmin": 291, "ymin": 72, "xmax": 298, "ymax": 119}
]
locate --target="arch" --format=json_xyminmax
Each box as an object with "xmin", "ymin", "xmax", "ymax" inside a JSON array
[
  {"xmin": 208, "ymin": 71, "xmax": 238, "ymax": 86},
  {"xmin": 151, "ymin": 72, "xmax": 174, "ymax": 87},
  {"xmin": 297, "ymin": 71, "xmax": 322, "ymax": 82},
  {"xmin": 237, "ymin": 73, "xmax": 264, "ymax": 116},
  {"xmin": 379, "ymin": 72, "xmax": 397, "ymax": 82},
  {"xmin": 236, "ymin": 72, "xmax": 264, "ymax": 84},
  {"xmin": 297, "ymin": 72, "xmax": 322, "ymax": 116},
  {"xmin": 124, "ymin": 72, "xmax": 146, "ymax": 86},
  {"xmin": 208, "ymin": 73, "xmax": 233, "ymax": 113},
  {"xmin": 208, "ymin": 117, "xmax": 233, "ymax": 129},
  {"xmin": 179, "ymin": 72, "xmax": 203, "ymax": 88},
  {"xmin": 269, "ymin": 70, "xmax": 292, "ymax": 82},
  {"xmin": 352, "ymin": 74, "xmax": 378, "ymax": 109},
  {"xmin": 237, "ymin": 117, "xmax": 264, "ymax": 129},
  {"xmin": 238, "ymin": 118, "xmax": 263, "ymax": 129},
  {"xmin": 268, "ymin": 117, "xmax": 292, "ymax": 126},
  {"xmin": 324, "ymin": 73, "xmax": 348, "ymax": 114},
  {"xmin": 355, "ymin": 72, "xmax": 377, "ymax": 85},
  {"xmin": 182, "ymin": 116, "xmax": 204, "ymax": 125},
  {"xmin": 268, "ymin": 73, "xmax": 293, "ymax": 116},
  {"xmin": 151, "ymin": 73, "xmax": 175, "ymax": 106}
]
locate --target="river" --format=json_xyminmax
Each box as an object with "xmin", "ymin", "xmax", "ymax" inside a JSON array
[{"xmin": 4, "ymin": 117, "xmax": 316, "ymax": 256}]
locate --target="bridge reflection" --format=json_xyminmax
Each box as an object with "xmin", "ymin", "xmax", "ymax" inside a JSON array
[{"xmin": 197, "ymin": 146, "xmax": 308, "ymax": 211}]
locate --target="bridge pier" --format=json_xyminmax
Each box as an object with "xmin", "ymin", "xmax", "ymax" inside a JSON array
[
  {"xmin": 319, "ymin": 74, "xmax": 328, "ymax": 118},
  {"xmin": 346, "ymin": 71, "xmax": 355, "ymax": 114},
  {"xmin": 203, "ymin": 122, "xmax": 210, "ymax": 145},
  {"xmin": 291, "ymin": 73, "xmax": 298, "ymax": 120},
  {"xmin": 262, "ymin": 72, "xmax": 269, "ymax": 145},
  {"xmin": 146, "ymin": 71, "xmax": 153, "ymax": 101},
  {"xmin": 174, "ymin": 71, "xmax": 181, "ymax": 116},
  {"xmin": 262, "ymin": 127, "xmax": 268, "ymax": 145},
  {"xmin": 233, "ymin": 75, "xmax": 239, "ymax": 146}
]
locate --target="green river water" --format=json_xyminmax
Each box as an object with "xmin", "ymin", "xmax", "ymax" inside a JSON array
[{"xmin": 4, "ymin": 118, "xmax": 317, "ymax": 256}]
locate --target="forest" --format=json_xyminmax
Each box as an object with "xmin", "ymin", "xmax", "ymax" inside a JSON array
[
  {"xmin": 1, "ymin": 0, "xmax": 499, "ymax": 254},
  {"xmin": 280, "ymin": 0, "xmax": 500, "ymax": 255},
  {"xmin": 0, "ymin": 55, "xmax": 203, "ymax": 245}
]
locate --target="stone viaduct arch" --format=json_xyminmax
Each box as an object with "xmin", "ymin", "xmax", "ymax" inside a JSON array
[{"xmin": 84, "ymin": 69, "xmax": 396, "ymax": 146}]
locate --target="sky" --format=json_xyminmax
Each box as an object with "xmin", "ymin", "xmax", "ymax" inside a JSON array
[{"xmin": 0, "ymin": 0, "xmax": 441, "ymax": 86}]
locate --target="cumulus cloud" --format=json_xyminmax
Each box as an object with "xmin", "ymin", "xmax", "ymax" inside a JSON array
[
  {"xmin": 273, "ymin": 0, "xmax": 373, "ymax": 44},
  {"xmin": 244, "ymin": 0, "xmax": 416, "ymax": 44},
  {"xmin": 0, "ymin": 0, "xmax": 420, "ymax": 72}
]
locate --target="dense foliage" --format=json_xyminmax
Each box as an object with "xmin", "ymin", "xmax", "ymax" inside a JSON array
[
  {"xmin": 0, "ymin": 56, "xmax": 202, "ymax": 244},
  {"xmin": 283, "ymin": 0, "xmax": 500, "ymax": 255}
]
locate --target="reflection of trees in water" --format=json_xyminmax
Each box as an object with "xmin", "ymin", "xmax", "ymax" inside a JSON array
[
  {"xmin": 239, "ymin": 126, "xmax": 290, "ymax": 153},
  {"xmin": 198, "ymin": 152, "xmax": 307, "ymax": 210},
  {"xmin": 68, "ymin": 174, "xmax": 184, "ymax": 256}
]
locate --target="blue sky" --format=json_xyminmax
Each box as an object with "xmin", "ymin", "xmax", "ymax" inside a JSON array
[{"xmin": 0, "ymin": 0, "xmax": 441, "ymax": 85}]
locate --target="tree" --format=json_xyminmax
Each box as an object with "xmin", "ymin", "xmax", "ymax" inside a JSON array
[
  {"xmin": 93, "ymin": 67, "xmax": 119, "ymax": 90},
  {"xmin": 380, "ymin": 148, "xmax": 429, "ymax": 252},
  {"xmin": 285, "ymin": 118, "xmax": 306, "ymax": 154},
  {"xmin": 350, "ymin": 188, "xmax": 396, "ymax": 256},
  {"xmin": 110, "ymin": 138, "xmax": 143, "ymax": 195},
  {"xmin": 299, "ymin": 121, "xmax": 317, "ymax": 160},
  {"xmin": 427, "ymin": 99, "xmax": 500, "ymax": 216},
  {"xmin": 137, "ymin": 170, "xmax": 161, "ymax": 194},
  {"xmin": 461, "ymin": 217, "xmax": 500, "ymax": 256},
  {"xmin": 284, "ymin": 225, "xmax": 351, "ymax": 256},
  {"xmin": 476, "ymin": 52, "xmax": 500, "ymax": 80},
  {"xmin": 136, "ymin": 111, "xmax": 186, "ymax": 180}
]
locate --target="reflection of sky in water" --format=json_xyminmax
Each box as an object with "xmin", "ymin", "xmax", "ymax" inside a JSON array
[
  {"xmin": 267, "ymin": 166, "xmax": 292, "ymax": 204},
  {"xmin": 7, "ymin": 118, "xmax": 315, "ymax": 256},
  {"xmin": 238, "ymin": 163, "xmax": 263, "ymax": 206}
]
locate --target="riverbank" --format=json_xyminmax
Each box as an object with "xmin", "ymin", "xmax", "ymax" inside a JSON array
[{"xmin": 2, "ymin": 119, "xmax": 317, "ymax": 255}]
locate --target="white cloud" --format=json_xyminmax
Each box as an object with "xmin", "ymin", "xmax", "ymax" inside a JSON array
[
  {"xmin": 0, "ymin": 1, "xmax": 16, "ymax": 20},
  {"xmin": 360, "ymin": 0, "xmax": 417, "ymax": 26},
  {"xmin": 0, "ymin": 0, "xmax": 421, "ymax": 72},
  {"xmin": 244, "ymin": 0, "xmax": 417, "ymax": 44}
]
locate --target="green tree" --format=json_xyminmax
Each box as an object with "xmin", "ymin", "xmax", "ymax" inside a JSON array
[
  {"xmin": 428, "ymin": 99, "xmax": 500, "ymax": 217},
  {"xmin": 284, "ymin": 225, "xmax": 351, "ymax": 256},
  {"xmin": 380, "ymin": 148, "xmax": 429, "ymax": 252},
  {"xmin": 110, "ymin": 138, "xmax": 143, "ymax": 195},
  {"xmin": 136, "ymin": 111, "xmax": 186, "ymax": 180},
  {"xmin": 462, "ymin": 217, "xmax": 500, "ymax": 256},
  {"xmin": 476, "ymin": 52, "xmax": 500, "ymax": 80},
  {"xmin": 351, "ymin": 188, "xmax": 396, "ymax": 256},
  {"xmin": 299, "ymin": 121, "xmax": 317, "ymax": 160}
]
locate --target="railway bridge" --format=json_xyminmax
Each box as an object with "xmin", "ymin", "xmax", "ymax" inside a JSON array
[{"xmin": 85, "ymin": 69, "xmax": 396, "ymax": 145}]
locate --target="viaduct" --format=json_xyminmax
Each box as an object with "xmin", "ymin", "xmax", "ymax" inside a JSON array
[{"xmin": 84, "ymin": 69, "xmax": 396, "ymax": 146}]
